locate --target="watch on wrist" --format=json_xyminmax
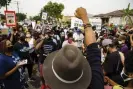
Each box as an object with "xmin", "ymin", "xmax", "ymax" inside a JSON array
[{"xmin": 83, "ymin": 23, "xmax": 92, "ymax": 29}]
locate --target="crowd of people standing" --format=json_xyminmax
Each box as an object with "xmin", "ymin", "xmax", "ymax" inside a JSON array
[{"xmin": 0, "ymin": 7, "xmax": 133, "ymax": 89}]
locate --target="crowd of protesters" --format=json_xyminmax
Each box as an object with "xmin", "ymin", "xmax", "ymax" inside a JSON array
[{"xmin": 0, "ymin": 7, "xmax": 133, "ymax": 89}]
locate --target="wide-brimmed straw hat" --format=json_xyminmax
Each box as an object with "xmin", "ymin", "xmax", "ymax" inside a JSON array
[{"xmin": 43, "ymin": 45, "xmax": 92, "ymax": 89}]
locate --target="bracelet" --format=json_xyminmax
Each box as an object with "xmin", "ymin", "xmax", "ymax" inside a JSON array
[{"xmin": 83, "ymin": 23, "xmax": 92, "ymax": 29}]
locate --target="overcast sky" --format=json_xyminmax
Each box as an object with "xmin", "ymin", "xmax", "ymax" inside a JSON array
[{"xmin": 0, "ymin": 0, "xmax": 133, "ymax": 17}]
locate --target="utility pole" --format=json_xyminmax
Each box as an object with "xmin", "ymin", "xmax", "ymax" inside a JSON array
[
  {"xmin": 14, "ymin": 1, "xmax": 20, "ymax": 13},
  {"xmin": 16, "ymin": 1, "xmax": 19, "ymax": 13},
  {"xmin": 6, "ymin": 0, "xmax": 8, "ymax": 10}
]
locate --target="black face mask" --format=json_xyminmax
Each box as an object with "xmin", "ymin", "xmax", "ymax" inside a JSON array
[{"xmin": 7, "ymin": 46, "xmax": 13, "ymax": 52}]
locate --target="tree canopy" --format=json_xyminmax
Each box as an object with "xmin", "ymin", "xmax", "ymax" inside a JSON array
[
  {"xmin": 16, "ymin": 13, "xmax": 27, "ymax": 21},
  {"xmin": 123, "ymin": 3, "xmax": 133, "ymax": 26},
  {"xmin": 0, "ymin": 0, "xmax": 11, "ymax": 8},
  {"xmin": 41, "ymin": 1, "xmax": 64, "ymax": 20},
  {"xmin": 32, "ymin": 15, "xmax": 41, "ymax": 21}
]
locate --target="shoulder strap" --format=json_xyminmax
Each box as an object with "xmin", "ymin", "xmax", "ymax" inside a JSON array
[
  {"xmin": 118, "ymin": 52, "xmax": 125, "ymax": 66},
  {"xmin": 116, "ymin": 51, "xmax": 123, "ymax": 72}
]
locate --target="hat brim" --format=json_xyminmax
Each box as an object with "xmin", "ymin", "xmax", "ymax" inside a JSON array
[{"xmin": 43, "ymin": 51, "xmax": 92, "ymax": 89}]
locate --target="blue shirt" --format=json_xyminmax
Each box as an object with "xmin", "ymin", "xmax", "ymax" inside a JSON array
[{"xmin": 0, "ymin": 53, "xmax": 25, "ymax": 89}]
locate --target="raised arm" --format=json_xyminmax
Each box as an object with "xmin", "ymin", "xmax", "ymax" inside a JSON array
[
  {"xmin": 75, "ymin": 7, "xmax": 104, "ymax": 89},
  {"xmin": 0, "ymin": 61, "xmax": 25, "ymax": 79},
  {"xmin": 75, "ymin": 7, "xmax": 96, "ymax": 46}
]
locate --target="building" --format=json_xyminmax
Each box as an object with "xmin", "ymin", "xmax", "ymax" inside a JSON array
[
  {"xmin": 62, "ymin": 16, "xmax": 74, "ymax": 22},
  {"xmin": 94, "ymin": 10, "xmax": 133, "ymax": 25}
]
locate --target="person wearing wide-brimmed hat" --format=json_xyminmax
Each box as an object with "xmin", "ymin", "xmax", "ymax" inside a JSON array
[{"xmin": 42, "ymin": 7, "xmax": 104, "ymax": 89}]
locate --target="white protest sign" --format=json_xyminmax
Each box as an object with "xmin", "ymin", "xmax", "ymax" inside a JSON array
[
  {"xmin": 32, "ymin": 21, "xmax": 36, "ymax": 29},
  {"xmin": 42, "ymin": 12, "xmax": 47, "ymax": 20},
  {"xmin": 71, "ymin": 17, "xmax": 83, "ymax": 28}
]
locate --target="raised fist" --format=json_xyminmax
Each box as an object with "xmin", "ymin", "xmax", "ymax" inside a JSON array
[{"xmin": 75, "ymin": 7, "xmax": 88, "ymax": 24}]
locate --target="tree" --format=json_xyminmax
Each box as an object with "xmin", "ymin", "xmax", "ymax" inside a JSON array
[
  {"xmin": 0, "ymin": 0, "xmax": 11, "ymax": 9},
  {"xmin": 29, "ymin": 16, "xmax": 33, "ymax": 20},
  {"xmin": 41, "ymin": 1, "xmax": 64, "ymax": 21},
  {"xmin": 32, "ymin": 15, "xmax": 41, "ymax": 21},
  {"xmin": 123, "ymin": 3, "xmax": 133, "ymax": 26},
  {"xmin": 16, "ymin": 13, "xmax": 26, "ymax": 21}
]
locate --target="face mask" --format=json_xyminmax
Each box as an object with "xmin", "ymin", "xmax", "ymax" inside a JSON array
[
  {"xmin": 7, "ymin": 46, "xmax": 13, "ymax": 52},
  {"xmin": 26, "ymin": 34, "xmax": 31, "ymax": 38}
]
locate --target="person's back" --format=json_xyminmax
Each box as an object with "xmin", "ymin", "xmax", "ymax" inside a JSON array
[
  {"xmin": 38, "ymin": 37, "xmax": 57, "ymax": 64},
  {"xmin": 103, "ymin": 51, "xmax": 123, "ymax": 83}
]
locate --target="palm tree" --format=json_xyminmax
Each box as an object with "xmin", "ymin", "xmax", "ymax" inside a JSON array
[{"xmin": 123, "ymin": 3, "xmax": 133, "ymax": 26}]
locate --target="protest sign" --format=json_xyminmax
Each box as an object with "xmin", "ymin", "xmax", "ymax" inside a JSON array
[
  {"xmin": 42, "ymin": 12, "xmax": 47, "ymax": 20},
  {"xmin": 4, "ymin": 11, "xmax": 16, "ymax": 27},
  {"xmin": 71, "ymin": 17, "xmax": 83, "ymax": 28},
  {"xmin": 1, "ymin": 29, "xmax": 8, "ymax": 35}
]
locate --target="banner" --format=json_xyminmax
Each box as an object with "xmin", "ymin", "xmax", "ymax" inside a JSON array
[
  {"xmin": 42, "ymin": 12, "xmax": 47, "ymax": 20},
  {"xmin": 4, "ymin": 11, "xmax": 16, "ymax": 27}
]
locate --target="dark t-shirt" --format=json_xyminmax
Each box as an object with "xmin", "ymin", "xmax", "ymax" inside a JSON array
[
  {"xmin": 9, "ymin": 33, "xmax": 20, "ymax": 45},
  {"xmin": 103, "ymin": 51, "xmax": 123, "ymax": 83},
  {"xmin": 37, "ymin": 38, "xmax": 57, "ymax": 64},
  {"xmin": 86, "ymin": 43, "xmax": 104, "ymax": 89},
  {"xmin": 13, "ymin": 41, "xmax": 30, "ymax": 60},
  {"xmin": 120, "ymin": 44, "xmax": 128, "ymax": 57},
  {"xmin": 0, "ymin": 53, "xmax": 25, "ymax": 89},
  {"xmin": 125, "ymin": 36, "xmax": 131, "ymax": 50}
]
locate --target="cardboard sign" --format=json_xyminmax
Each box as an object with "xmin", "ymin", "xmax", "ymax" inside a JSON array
[
  {"xmin": 4, "ymin": 11, "xmax": 16, "ymax": 27},
  {"xmin": 42, "ymin": 12, "xmax": 47, "ymax": 20}
]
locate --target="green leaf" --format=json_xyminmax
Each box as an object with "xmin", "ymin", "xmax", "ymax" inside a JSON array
[{"xmin": 16, "ymin": 13, "xmax": 27, "ymax": 21}]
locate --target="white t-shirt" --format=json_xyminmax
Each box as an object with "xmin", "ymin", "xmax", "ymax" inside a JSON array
[{"xmin": 73, "ymin": 32, "xmax": 84, "ymax": 47}]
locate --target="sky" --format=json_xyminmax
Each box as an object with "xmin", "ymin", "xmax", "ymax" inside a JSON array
[{"xmin": 0, "ymin": 0, "xmax": 133, "ymax": 17}]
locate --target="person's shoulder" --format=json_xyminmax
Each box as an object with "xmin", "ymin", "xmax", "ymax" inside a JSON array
[
  {"xmin": 62, "ymin": 40, "xmax": 68, "ymax": 45},
  {"xmin": 108, "ymin": 51, "xmax": 120, "ymax": 60},
  {"xmin": 14, "ymin": 42, "xmax": 21, "ymax": 47},
  {"xmin": 110, "ymin": 51, "xmax": 119, "ymax": 56},
  {"xmin": 0, "ymin": 54, "xmax": 9, "ymax": 62},
  {"xmin": 14, "ymin": 41, "xmax": 19, "ymax": 45}
]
